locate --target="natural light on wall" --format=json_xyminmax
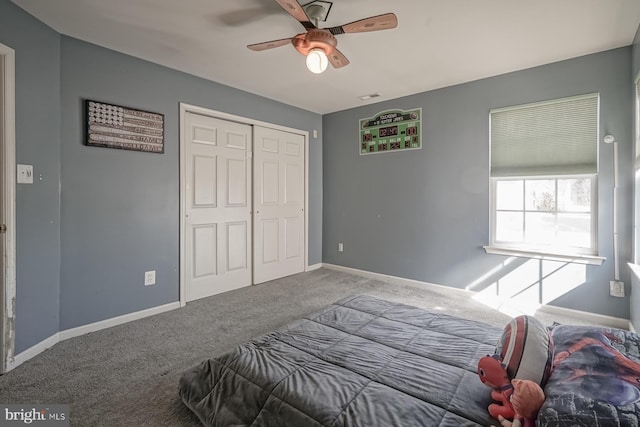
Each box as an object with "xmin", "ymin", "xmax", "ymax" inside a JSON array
[{"xmin": 471, "ymin": 258, "xmax": 586, "ymax": 317}]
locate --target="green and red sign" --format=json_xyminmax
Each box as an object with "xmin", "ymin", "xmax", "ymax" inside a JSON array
[{"xmin": 359, "ymin": 108, "xmax": 422, "ymax": 155}]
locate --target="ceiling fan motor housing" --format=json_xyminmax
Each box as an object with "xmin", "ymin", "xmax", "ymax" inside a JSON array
[{"xmin": 292, "ymin": 29, "xmax": 337, "ymax": 56}]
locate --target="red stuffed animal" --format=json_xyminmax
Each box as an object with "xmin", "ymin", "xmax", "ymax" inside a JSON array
[
  {"xmin": 495, "ymin": 379, "xmax": 545, "ymax": 427},
  {"xmin": 477, "ymin": 354, "xmax": 515, "ymax": 420}
]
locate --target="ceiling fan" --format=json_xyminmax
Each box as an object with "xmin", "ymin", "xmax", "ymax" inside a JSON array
[{"xmin": 247, "ymin": 0, "xmax": 398, "ymax": 74}]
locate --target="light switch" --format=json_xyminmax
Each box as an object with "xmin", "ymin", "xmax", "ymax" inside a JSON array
[{"xmin": 17, "ymin": 164, "xmax": 33, "ymax": 184}]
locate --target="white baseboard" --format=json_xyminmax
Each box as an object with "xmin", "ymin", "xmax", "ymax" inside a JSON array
[
  {"xmin": 322, "ymin": 263, "xmax": 473, "ymax": 299},
  {"xmin": 306, "ymin": 263, "xmax": 323, "ymax": 272},
  {"xmin": 322, "ymin": 263, "xmax": 630, "ymax": 329},
  {"xmin": 10, "ymin": 302, "xmax": 180, "ymax": 371},
  {"xmin": 11, "ymin": 333, "xmax": 60, "ymax": 370},
  {"xmin": 58, "ymin": 302, "xmax": 180, "ymax": 341},
  {"xmin": 536, "ymin": 303, "xmax": 629, "ymax": 330}
]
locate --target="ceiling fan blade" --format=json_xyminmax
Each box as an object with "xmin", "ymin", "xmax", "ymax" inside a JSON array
[
  {"xmin": 274, "ymin": 0, "xmax": 315, "ymax": 29},
  {"xmin": 328, "ymin": 13, "xmax": 398, "ymax": 35},
  {"xmin": 247, "ymin": 38, "xmax": 292, "ymax": 51},
  {"xmin": 328, "ymin": 48, "xmax": 350, "ymax": 68}
]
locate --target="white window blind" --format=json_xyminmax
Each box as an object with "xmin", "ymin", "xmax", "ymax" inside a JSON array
[{"xmin": 491, "ymin": 94, "xmax": 599, "ymax": 177}]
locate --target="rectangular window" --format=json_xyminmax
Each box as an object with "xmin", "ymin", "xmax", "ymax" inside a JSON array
[
  {"xmin": 489, "ymin": 94, "xmax": 599, "ymax": 259},
  {"xmin": 492, "ymin": 176, "xmax": 595, "ymax": 254}
]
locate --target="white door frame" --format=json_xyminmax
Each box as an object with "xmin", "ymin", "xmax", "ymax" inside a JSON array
[
  {"xmin": 0, "ymin": 42, "xmax": 16, "ymax": 373},
  {"xmin": 179, "ymin": 103, "xmax": 309, "ymax": 306}
]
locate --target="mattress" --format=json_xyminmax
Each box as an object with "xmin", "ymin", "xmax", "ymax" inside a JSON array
[{"xmin": 179, "ymin": 294, "xmax": 503, "ymax": 426}]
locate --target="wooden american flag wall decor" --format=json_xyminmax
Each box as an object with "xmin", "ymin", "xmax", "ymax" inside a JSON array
[{"xmin": 85, "ymin": 100, "xmax": 164, "ymax": 153}]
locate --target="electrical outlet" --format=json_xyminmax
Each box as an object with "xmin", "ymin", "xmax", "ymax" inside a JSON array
[
  {"xmin": 610, "ymin": 280, "xmax": 625, "ymax": 298},
  {"xmin": 338, "ymin": 243, "xmax": 344, "ymax": 252},
  {"xmin": 145, "ymin": 270, "xmax": 156, "ymax": 286}
]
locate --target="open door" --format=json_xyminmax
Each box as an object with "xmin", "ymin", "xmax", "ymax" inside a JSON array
[{"xmin": 0, "ymin": 43, "xmax": 16, "ymax": 373}]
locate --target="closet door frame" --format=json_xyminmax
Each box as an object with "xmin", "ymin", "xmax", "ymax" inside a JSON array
[{"xmin": 178, "ymin": 103, "xmax": 309, "ymax": 306}]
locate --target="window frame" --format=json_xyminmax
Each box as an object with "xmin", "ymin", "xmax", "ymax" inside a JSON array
[{"xmin": 489, "ymin": 174, "xmax": 598, "ymax": 257}]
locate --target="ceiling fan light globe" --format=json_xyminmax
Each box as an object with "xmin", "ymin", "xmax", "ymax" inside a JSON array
[{"xmin": 306, "ymin": 48, "xmax": 328, "ymax": 74}]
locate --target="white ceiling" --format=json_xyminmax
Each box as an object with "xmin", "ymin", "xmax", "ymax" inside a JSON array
[{"xmin": 10, "ymin": 0, "xmax": 640, "ymax": 114}]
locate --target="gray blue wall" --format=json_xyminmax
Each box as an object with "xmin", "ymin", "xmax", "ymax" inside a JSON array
[
  {"xmin": 0, "ymin": 0, "xmax": 61, "ymax": 354},
  {"xmin": 631, "ymin": 23, "xmax": 640, "ymax": 331},
  {"xmin": 323, "ymin": 47, "xmax": 633, "ymax": 319},
  {"xmin": 1, "ymin": 0, "xmax": 322, "ymax": 353},
  {"xmin": 59, "ymin": 37, "xmax": 323, "ymax": 331}
]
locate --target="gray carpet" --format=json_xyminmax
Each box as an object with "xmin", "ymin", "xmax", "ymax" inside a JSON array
[{"xmin": 0, "ymin": 268, "xmax": 608, "ymax": 426}]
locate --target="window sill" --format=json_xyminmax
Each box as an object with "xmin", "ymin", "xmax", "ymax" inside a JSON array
[
  {"xmin": 483, "ymin": 246, "xmax": 605, "ymax": 265},
  {"xmin": 628, "ymin": 263, "xmax": 640, "ymax": 281}
]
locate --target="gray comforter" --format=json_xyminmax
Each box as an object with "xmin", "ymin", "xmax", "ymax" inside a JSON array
[{"xmin": 179, "ymin": 294, "xmax": 503, "ymax": 426}]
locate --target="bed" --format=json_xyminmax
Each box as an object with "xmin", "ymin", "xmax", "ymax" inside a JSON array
[
  {"xmin": 179, "ymin": 294, "xmax": 640, "ymax": 426},
  {"xmin": 179, "ymin": 294, "xmax": 503, "ymax": 426}
]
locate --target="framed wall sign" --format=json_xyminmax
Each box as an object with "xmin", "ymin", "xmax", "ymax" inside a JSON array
[
  {"xmin": 359, "ymin": 108, "xmax": 422, "ymax": 155},
  {"xmin": 85, "ymin": 100, "xmax": 164, "ymax": 153}
]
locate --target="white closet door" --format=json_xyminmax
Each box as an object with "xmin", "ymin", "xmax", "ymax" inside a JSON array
[
  {"xmin": 184, "ymin": 112, "xmax": 252, "ymax": 301},
  {"xmin": 253, "ymin": 126, "xmax": 305, "ymax": 284}
]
